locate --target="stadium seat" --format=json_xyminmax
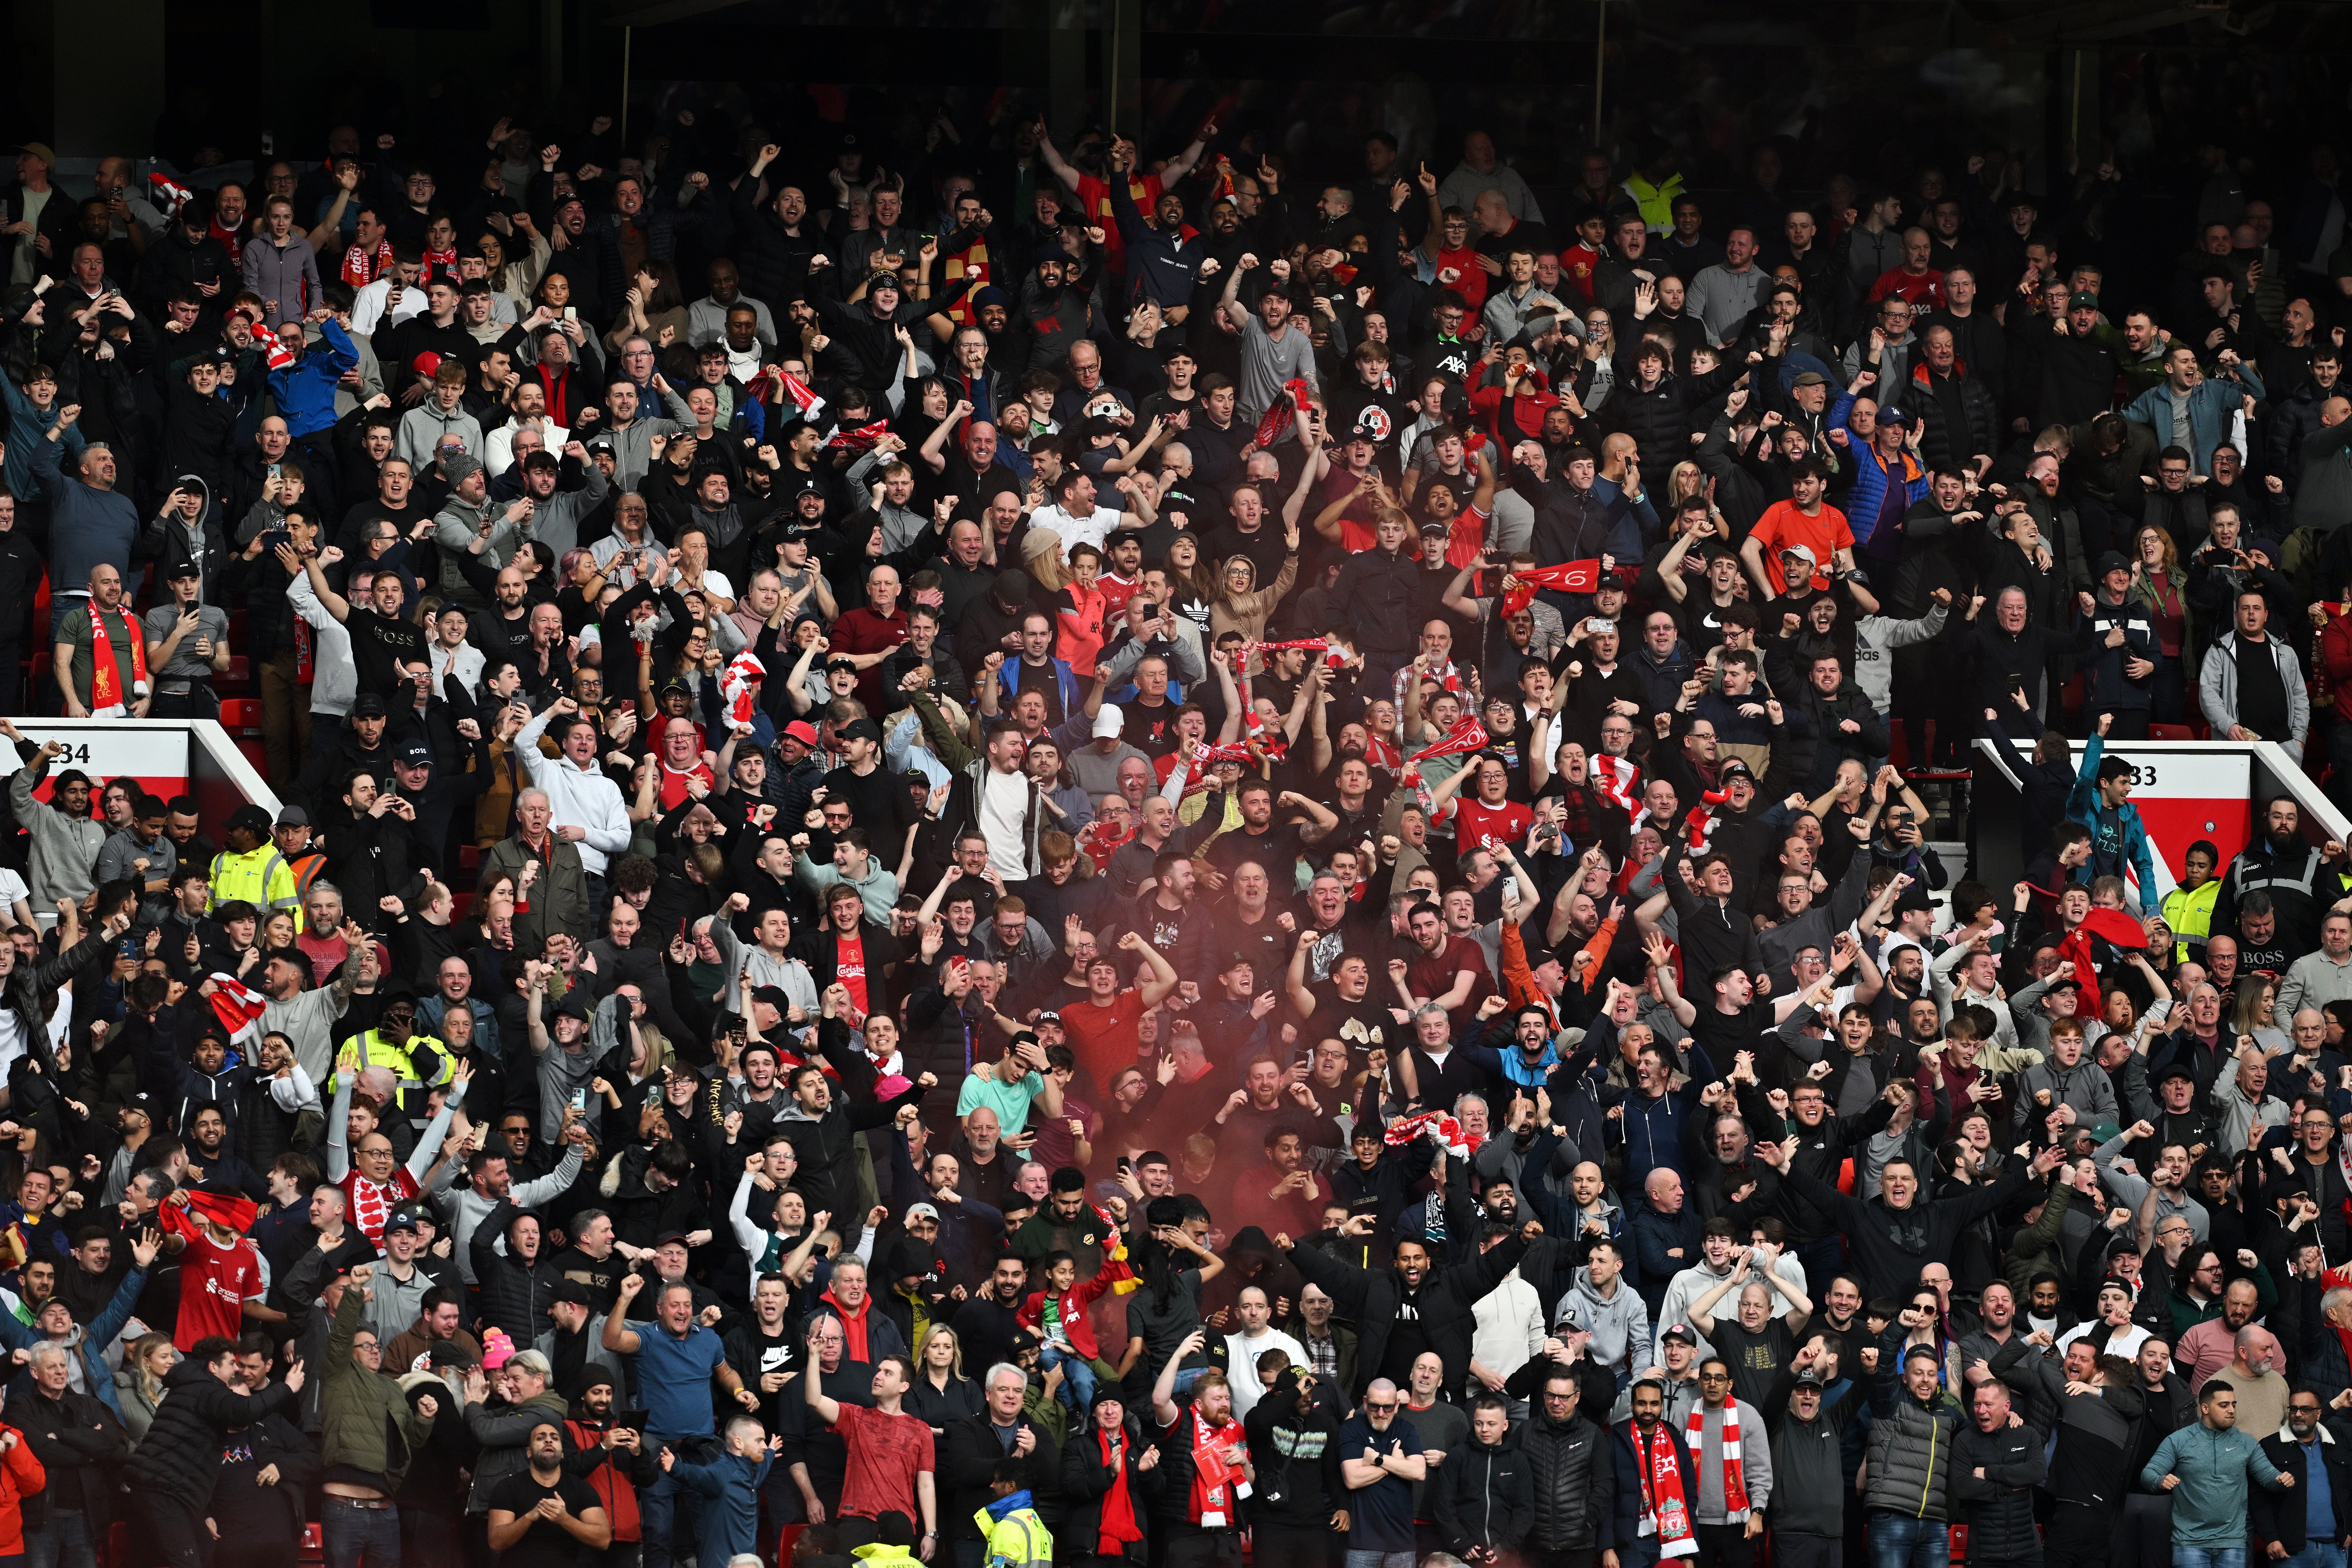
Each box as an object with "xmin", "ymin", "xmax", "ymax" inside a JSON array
[
  {"xmin": 236, "ymin": 739, "xmax": 268, "ymax": 774},
  {"xmin": 299, "ymin": 1522, "xmax": 323, "ymax": 1564},
  {"xmin": 2148, "ymin": 723, "xmax": 2196, "ymax": 741},
  {"xmin": 1902, "ymin": 719, "xmax": 1972, "ymax": 780},
  {"xmin": 1885, "ymin": 718, "xmax": 1910, "ymax": 772},
  {"xmin": 220, "ymin": 698, "xmax": 265, "ymax": 735},
  {"xmin": 220, "ymin": 655, "xmax": 253, "ymax": 693}
]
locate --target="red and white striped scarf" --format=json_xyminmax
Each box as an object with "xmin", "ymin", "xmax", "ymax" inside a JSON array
[
  {"xmin": 1591, "ymin": 755, "xmax": 1642, "ymax": 819},
  {"xmin": 1685, "ymin": 1401, "xmax": 1751, "ymax": 1522}
]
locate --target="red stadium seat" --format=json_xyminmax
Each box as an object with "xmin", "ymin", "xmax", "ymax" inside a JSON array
[
  {"xmin": 299, "ymin": 1522, "xmax": 324, "ymax": 1564},
  {"xmin": 236, "ymin": 739, "xmax": 269, "ymax": 774},
  {"xmin": 2148, "ymin": 723, "xmax": 2196, "ymax": 741},
  {"xmin": 219, "ymin": 655, "xmax": 253, "ymax": 693},
  {"xmin": 1885, "ymin": 718, "xmax": 1911, "ymax": 772},
  {"xmin": 459, "ymin": 843, "xmax": 481, "ymax": 871},
  {"xmin": 220, "ymin": 698, "xmax": 265, "ymax": 735}
]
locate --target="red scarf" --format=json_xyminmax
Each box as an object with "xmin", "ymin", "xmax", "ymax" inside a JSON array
[
  {"xmin": 536, "ymin": 363, "xmax": 572, "ymax": 427},
  {"xmin": 85, "ymin": 602, "xmax": 148, "ymax": 716},
  {"xmin": 2055, "ymin": 907, "xmax": 2151, "ymax": 986},
  {"xmin": 154, "ymin": 1189, "xmax": 259, "ymax": 1247},
  {"xmin": 342, "ymin": 239, "xmax": 391, "ymax": 287},
  {"xmin": 1095, "ymin": 1428, "xmax": 1144, "ymax": 1555},
  {"xmin": 1251, "ymin": 379, "xmax": 1317, "ymax": 449},
  {"xmin": 1503, "ymin": 560, "xmax": 1607, "ymax": 618},
  {"xmin": 423, "ymin": 246, "xmax": 459, "ymax": 282},
  {"xmin": 1185, "ymin": 1405, "xmax": 1248, "ymax": 1526},
  {"xmin": 1686, "ymin": 1401, "xmax": 1751, "ymax": 1522},
  {"xmin": 1632, "ymin": 1421, "xmax": 1697, "ymax": 1557},
  {"xmin": 339, "ymin": 1168, "xmax": 420, "ymax": 1246}
]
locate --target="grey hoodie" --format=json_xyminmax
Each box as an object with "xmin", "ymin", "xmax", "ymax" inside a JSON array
[{"xmin": 1551, "ymin": 1266, "xmax": 1651, "ymax": 1375}]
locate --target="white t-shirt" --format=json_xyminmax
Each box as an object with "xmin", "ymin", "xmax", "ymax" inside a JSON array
[
  {"xmin": 1223, "ymin": 1327, "xmax": 1308, "ymax": 1419},
  {"xmin": 2056, "ymin": 1320, "xmax": 2151, "ymax": 1361},
  {"xmin": 977, "ymin": 767, "xmax": 1031, "ymax": 879}
]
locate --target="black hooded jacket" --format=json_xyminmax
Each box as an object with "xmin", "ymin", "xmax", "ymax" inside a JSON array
[{"xmin": 123, "ymin": 1356, "xmax": 301, "ymax": 1507}]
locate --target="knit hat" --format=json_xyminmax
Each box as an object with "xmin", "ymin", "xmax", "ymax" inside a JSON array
[{"xmin": 443, "ymin": 453, "xmax": 485, "ymax": 488}]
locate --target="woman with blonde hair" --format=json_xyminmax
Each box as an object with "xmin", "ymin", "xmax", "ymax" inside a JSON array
[
  {"xmin": 1207, "ymin": 528, "xmax": 1300, "ymax": 644},
  {"xmin": 905, "ymin": 1322, "xmax": 983, "ymax": 1437},
  {"xmin": 116, "ymin": 1333, "xmax": 178, "ymax": 1447},
  {"xmin": 2127, "ymin": 522, "xmax": 2194, "ymax": 722}
]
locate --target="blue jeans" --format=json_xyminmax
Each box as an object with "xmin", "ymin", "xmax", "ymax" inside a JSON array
[
  {"xmin": 2176, "ymin": 1552, "xmax": 2247, "ymax": 1568},
  {"xmin": 638, "ymin": 1431, "xmax": 702, "ymax": 1568},
  {"xmin": 2283, "ymin": 1546, "xmax": 2348, "ymax": 1568},
  {"xmin": 23, "ymin": 1513, "xmax": 94, "ymax": 1568},
  {"xmin": 1869, "ymin": 1512, "xmax": 1950, "ymax": 1568},
  {"xmin": 321, "ymin": 1497, "xmax": 402, "ymax": 1568},
  {"xmin": 1344, "ymin": 1552, "xmax": 1416, "ymax": 1568},
  {"xmin": 1040, "ymin": 1343, "xmax": 1095, "ymax": 1409}
]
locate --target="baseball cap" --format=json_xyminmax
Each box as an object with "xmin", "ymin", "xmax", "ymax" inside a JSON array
[
  {"xmin": 1718, "ymin": 758, "xmax": 1755, "ymax": 783},
  {"xmin": 550, "ymin": 1280, "xmax": 594, "ymax": 1307},
  {"xmin": 395, "ymin": 741, "xmax": 431, "ymax": 767},
  {"xmin": 1877, "ymin": 405, "xmax": 1911, "ymax": 427},
  {"xmin": 839, "ymin": 718, "xmax": 884, "ymax": 746},
  {"xmin": 226, "ymin": 805, "xmax": 273, "ymax": 835},
  {"xmin": 383, "ymin": 1207, "xmax": 423, "ymax": 1235},
  {"xmin": 1779, "ymin": 544, "xmax": 1818, "ymax": 567},
  {"xmin": 275, "ymin": 806, "xmax": 311, "ymax": 827},
  {"xmin": 749, "ymin": 984, "xmax": 790, "ymax": 1012},
  {"xmin": 349, "ymin": 693, "xmax": 388, "ymax": 718},
  {"xmin": 782, "ymin": 720, "xmax": 820, "ymax": 747},
  {"xmin": 2069, "ymin": 291, "xmax": 2100, "ymax": 311},
  {"xmin": 1791, "ymin": 1367, "xmax": 1827, "ymax": 1387},
  {"xmin": 1661, "ymin": 1324, "xmax": 1699, "ymax": 1346},
  {"xmin": 1419, "ymin": 521, "xmax": 1449, "ymax": 537},
  {"xmin": 904, "ymin": 1202, "xmax": 942, "ymax": 1222},
  {"xmin": 2096, "ymin": 551, "xmax": 2130, "ymax": 577},
  {"xmin": 1093, "ymin": 704, "xmax": 1124, "ymax": 739},
  {"xmin": 1790, "ymin": 370, "xmax": 1828, "ymax": 389}
]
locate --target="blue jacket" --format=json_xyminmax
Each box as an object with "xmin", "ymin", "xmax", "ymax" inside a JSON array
[
  {"xmin": 668, "ymin": 1448, "xmax": 773, "ymax": 1562},
  {"xmin": 996, "ymin": 656, "xmax": 1085, "ymax": 717},
  {"xmin": 266, "ymin": 319, "xmax": 360, "ymax": 439},
  {"xmin": 2121, "ymin": 366, "xmax": 2267, "ymax": 475},
  {"xmin": 0, "ymin": 1264, "xmax": 146, "ymax": 1418},
  {"xmin": 1611, "ymin": 1044, "xmax": 1715, "ymax": 1201},
  {"xmin": 0, "ymin": 379, "xmax": 80, "ymax": 500},
  {"xmin": 1835, "ymin": 399, "xmax": 1930, "ymax": 552},
  {"xmin": 2064, "ymin": 734, "xmax": 2162, "ymax": 908}
]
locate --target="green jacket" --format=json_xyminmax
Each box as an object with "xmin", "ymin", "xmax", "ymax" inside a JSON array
[{"xmin": 322, "ymin": 1286, "xmax": 434, "ymax": 1492}]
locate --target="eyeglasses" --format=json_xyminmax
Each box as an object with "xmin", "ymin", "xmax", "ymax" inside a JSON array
[
  {"xmin": 1698, "ymin": 1371, "xmax": 1732, "ymax": 1383},
  {"xmin": 1364, "ymin": 1401, "xmax": 1397, "ymax": 1413},
  {"xmin": 352, "ymin": 1339, "xmax": 380, "ymax": 1352}
]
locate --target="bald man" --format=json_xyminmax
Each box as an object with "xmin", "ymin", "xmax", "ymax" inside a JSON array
[{"xmin": 56, "ymin": 564, "xmax": 149, "ymax": 717}]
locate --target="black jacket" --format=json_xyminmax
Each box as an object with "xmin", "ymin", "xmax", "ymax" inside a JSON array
[
  {"xmin": 942, "ymin": 1408, "xmax": 1064, "ymax": 1543},
  {"xmin": 471, "ymin": 1197, "xmax": 563, "ymax": 1345},
  {"xmin": 1518, "ymin": 1405, "xmax": 1612, "ymax": 1551},
  {"xmin": 122, "ymin": 1356, "xmax": 300, "ymax": 1507},
  {"xmin": 1952, "ymin": 1416, "xmax": 2047, "ymax": 1560},
  {"xmin": 1434, "ymin": 1430, "xmax": 1536, "ymax": 1554},
  {"xmin": 2255, "ymin": 1424, "xmax": 2352, "ymax": 1554},
  {"xmin": 17, "ymin": 1385, "xmax": 127, "ymax": 1528},
  {"xmin": 1062, "ymin": 1406, "xmax": 1166, "ymax": 1558},
  {"xmin": 1284, "ymin": 1218, "xmax": 1529, "ymax": 1400}
]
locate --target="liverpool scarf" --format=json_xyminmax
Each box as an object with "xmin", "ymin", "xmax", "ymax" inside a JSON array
[
  {"xmin": 342, "ymin": 238, "xmax": 391, "ymax": 287},
  {"xmin": 155, "ymin": 1188, "xmax": 259, "ymax": 1248},
  {"xmin": 1633, "ymin": 1421, "xmax": 1698, "ymax": 1557},
  {"xmin": 1502, "ymin": 560, "xmax": 1605, "ymax": 618},
  {"xmin": 1251, "ymin": 379, "xmax": 1317, "ymax": 449},
  {"xmin": 1186, "ymin": 1406, "xmax": 1249, "ymax": 1527},
  {"xmin": 1399, "ymin": 716, "xmax": 1488, "ymax": 787},
  {"xmin": 1591, "ymin": 755, "xmax": 1642, "ymax": 821},
  {"xmin": 1686, "ymin": 1402, "xmax": 1751, "ymax": 1523},
  {"xmin": 85, "ymin": 603, "xmax": 148, "ymax": 716}
]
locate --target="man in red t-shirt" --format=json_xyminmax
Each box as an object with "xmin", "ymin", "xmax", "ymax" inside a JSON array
[
  {"xmin": 823, "ymin": 885, "xmax": 877, "ymax": 1022},
  {"xmin": 1436, "ymin": 753, "xmax": 1534, "ymax": 853},
  {"xmin": 805, "ymin": 1332, "xmax": 938, "ymax": 1552},
  {"xmin": 1057, "ymin": 933, "xmax": 1180, "ymax": 1092},
  {"xmin": 173, "ymin": 1203, "xmax": 264, "ymax": 1350},
  {"xmin": 1043, "ymin": 120, "xmax": 1213, "ymax": 280},
  {"xmin": 1739, "ymin": 458, "xmax": 1853, "ymax": 597}
]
